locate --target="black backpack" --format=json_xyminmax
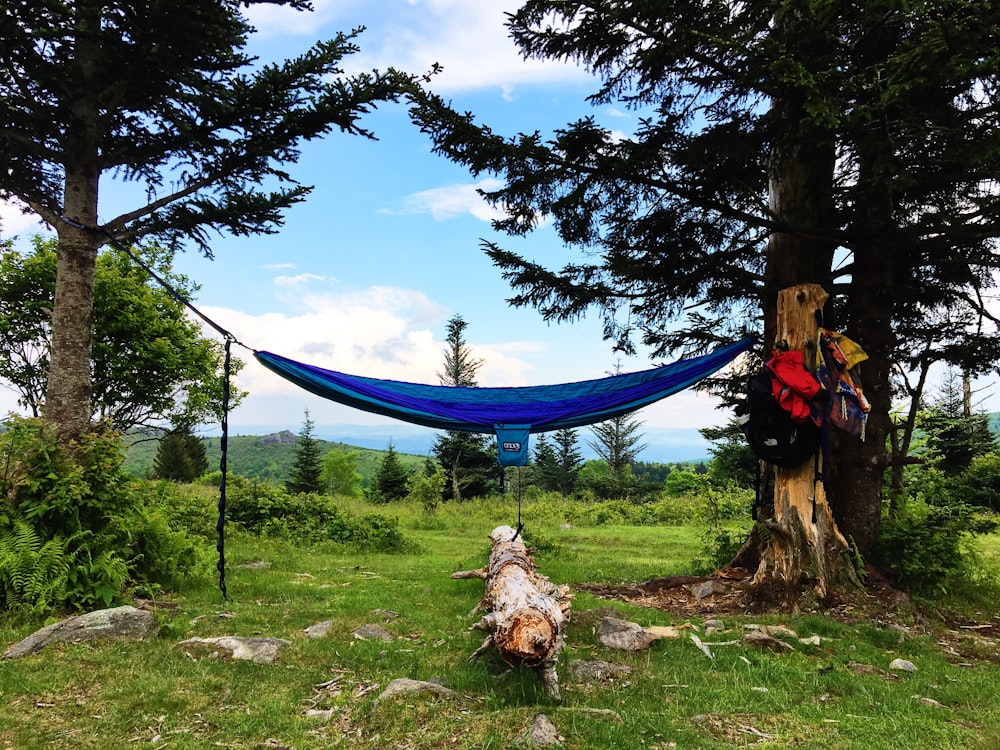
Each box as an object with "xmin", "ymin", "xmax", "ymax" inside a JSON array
[{"xmin": 737, "ymin": 370, "xmax": 820, "ymax": 469}]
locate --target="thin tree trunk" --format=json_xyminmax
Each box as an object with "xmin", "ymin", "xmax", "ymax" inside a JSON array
[{"xmin": 452, "ymin": 525, "xmax": 571, "ymax": 700}]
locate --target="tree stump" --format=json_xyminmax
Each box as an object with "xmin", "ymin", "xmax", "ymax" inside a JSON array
[
  {"xmin": 452, "ymin": 525, "xmax": 572, "ymax": 700},
  {"xmin": 749, "ymin": 284, "xmax": 862, "ymax": 606}
]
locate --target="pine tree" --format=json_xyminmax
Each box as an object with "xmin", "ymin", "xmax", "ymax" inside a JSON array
[
  {"xmin": 531, "ymin": 433, "xmax": 559, "ymax": 492},
  {"xmin": 286, "ymin": 411, "xmax": 323, "ymax": 495},
  {"xmin": 153, "ymin": 425, "xmax": 209, "ymax": 483},
  {"xmin": 587, "ymin": 413, "xmax": 646, "ymax": 500},
  {"xmin": 406, "ymin": 0, "xmax": 1000, "ymax": 599},
  {"xmin": 552, "ymin": 428, "xmax": 583, "ymax": 496},
  {"xmin": 431, "ymin": 315, "xmax": 497, "ymax": 501},
  {"xmin": 370, "ymin": 441, "xmax": 412, "ymax": 504}
]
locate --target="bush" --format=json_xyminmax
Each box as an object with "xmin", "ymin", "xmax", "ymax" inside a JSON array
[
  {"xmin": 877, "ymin": 499, "xmax": 999, "ymax": 596},
  {"xmin": 223, "ymin": 475, "xmax": 408, "ymax": 552},
  {"xmin": 0, "ymin": 417, "xmax": 205, "ymax": 615}
]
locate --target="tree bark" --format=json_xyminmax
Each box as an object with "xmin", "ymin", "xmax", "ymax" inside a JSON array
[
  {"xmin": 452, "ymin": 525, "xmax": 571, "ymax": 700},
  {"xmin": 46, "ymin": 209, "xmax": 101, "ymax": 443},
  {"xmin": 747, "ymin": 285, "xmax": 863, "ymax": 608}
]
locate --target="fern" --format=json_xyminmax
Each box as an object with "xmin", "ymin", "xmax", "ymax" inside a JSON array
[{"xmin": 0, "ymin": 519, "xmax": 73, "ymax": 615}]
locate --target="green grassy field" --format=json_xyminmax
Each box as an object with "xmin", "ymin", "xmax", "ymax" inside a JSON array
[{"xmin": 2, "ymin": 497, "xmax": 999, "ymax": 749}]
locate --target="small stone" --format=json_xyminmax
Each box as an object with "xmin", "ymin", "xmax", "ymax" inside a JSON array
[
  {"xmin": 177, "ymin": 636, "xmax": 291, "ymax": 664},
  {"xmin": 303, "ymin": 620, "xmax": 334, "ymax": 638},
  {"xmin": 518, "ymin": 714, "xmax": 563, "ymax": 746},
  {"xmin": 889, "ymin": 658, "xmax": 917, "ymax": 673},
  {"xmin": 597, "ymin": 617, "xmax": 658, "ymax": 651},
  {"xmin": 690, "ymin": 580, "xmax": 729, "ymax": 600},
  {"xmin": 352, "ymin": 624, "xmax": 395, "ymax": 643},
  {"xmin": 569, "ymin": 659, "xmax": 633, "ymax": 684},
  {"xmin": 373, "ymin": 678, "xmax": 462, "ymax": 705}
]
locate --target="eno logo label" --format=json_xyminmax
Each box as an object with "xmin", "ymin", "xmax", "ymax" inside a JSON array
[{"xmin": 502, "ymin": 442, "xmax": 522, "ymax": 451}]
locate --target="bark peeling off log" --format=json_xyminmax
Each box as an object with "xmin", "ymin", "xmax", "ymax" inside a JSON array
[{"xmin": 453, "ymin": 525, "xmax": 572, "ymax": 700}]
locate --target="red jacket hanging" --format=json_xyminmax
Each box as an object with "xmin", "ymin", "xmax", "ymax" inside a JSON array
[{"xmin": 767, "ymin": 350, "xmax": 821, "ymax": 423}]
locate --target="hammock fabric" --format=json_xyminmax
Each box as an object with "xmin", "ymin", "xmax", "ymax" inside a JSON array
[{"xmin": 255, "ymin": 336, "xmax": 754, "ymax": 465}]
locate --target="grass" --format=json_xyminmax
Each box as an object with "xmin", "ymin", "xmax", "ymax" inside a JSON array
[{"xmin": 2, "ymin": 497, "xmax": 1000, "ymax": 749}]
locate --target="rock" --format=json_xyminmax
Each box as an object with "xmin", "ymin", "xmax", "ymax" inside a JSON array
[
  {"xmin": 690, "ymin": 580, "xmax": 730, "ymax": 600},
  {"xmin": 303, "ymin": 620, "xmax": 334, "ymax": 638},
  {"xmin": 569, "ymin": 659, "xmax": 634, "ymax": 684},
  {"xmin": 352, "ymin": 624, "xmax": 395, "ymax": 642},
  {"xmin": 597, "ymin": 617, "xmax": 658, "ymax": 651},
  {"xmin": 373, "ymin": 678, "xmax": 463, "ymax": 705},
  {"xmin": 889, "ymin": 658, "xmax": 917, "ymax": 673},
  {"xmin": 3, "ymin": 605, "xmax": 159, "ymax": 659},
  {"xmin": 743, "ymin": 629, "xmax": 795, "ymax": 653},
  {"xmin": 177, "ymin": 636, "xmax": 291, "ymax": 664},
  {"xmin": 702, "ymin": 618, "xmax": 726, "ymax": 635},
  {"xmin": 746, "ymin": 624, "xmax": 799, "ymax": 639},
  {"xmin": 258, "ymin": 430, "xmax": 296, "ymax": 445},
  {"xmin": 518, "ymin": 714, "xmax": 563, "ymax": 746}
]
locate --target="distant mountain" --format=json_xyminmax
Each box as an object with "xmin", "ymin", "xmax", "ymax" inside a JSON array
[{"xmin": 123, "ymin": 432, "xmax": 428, "ymax": 484}]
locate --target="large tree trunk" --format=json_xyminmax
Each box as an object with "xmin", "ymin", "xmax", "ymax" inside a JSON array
[
  {"xmin": 46, "ymin": 168, "xmax": 101, "ymax": 442},
  {"xmin": 746, "ymin": 285, "xmax": 863, "ymax": 608},
  {"xmin": 452, "ymin": 525, "xmax": 571, "ymax": 700}
]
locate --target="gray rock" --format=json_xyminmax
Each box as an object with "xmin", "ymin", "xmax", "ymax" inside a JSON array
[
  {"xmin": 177, "ymin": 636, "xmax": 291, "ymax": 664},
  {"xmin": 352, "ymin": 624, "xmax": 395, "ymax": 642},
  {"xmin": 303, "ymin": 620, "xmax": 334, "ymax": 638},
  {"xmin": 518, "ymin": 714, "xmax": 563, "ymax": 746},
  {"xmin": 373, "ymin": 678, "xmax": 462, "ymax": 705},
  {"xmin": 743, "ymin": 629, "xmax": 795, "ymax": 653},
  {"xmin": 690, "ymin": 580, "xmax": 730, "ymax": 600},
  {"xmin": 569, "ymin": 659, "xmax": 634, "ymax": 684},
  {"xmin": 3, "ymin": 605, "xmax": 159, "ymax": 659},
  {"xmin": 597, "ymin": 617, "xmax": 658, "ymax": 651},
  {"xmin": 889, "ymin": 658, "xmax": 917, "ymax": 673}
]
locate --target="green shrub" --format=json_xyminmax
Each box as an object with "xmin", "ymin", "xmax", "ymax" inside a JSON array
[
  {"xmin": 877, "ymin": 499, "xmax": 999, "ymax": 596},
  {"xmin": 0, "ymin": 417, "xmax": 205, "ymax": 615},
  {"xmin": 223, "ymin": 475, "xmax": 408, "ymax": 552}
]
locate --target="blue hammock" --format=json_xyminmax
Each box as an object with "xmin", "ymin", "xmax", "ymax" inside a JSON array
[{"xmin": 256, "ymin": 336, "xmax": 754, "ymax": 465}]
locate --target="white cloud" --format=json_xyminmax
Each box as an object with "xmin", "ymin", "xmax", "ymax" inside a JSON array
[
  {"xmin": 0, "ymin": 198, "xmax": 47, "ymax": 239},
  {"xmin": 389, "ymin": 179, "xmax": 507, "ymax": 222},
  {"xmin": 245, "ymin": 1, "xmax": 589, "ymax": 94},
  {"xmin": 274, "ymin": 272, "xmax": 327, "ymax": 287},
  {"xmin": 199, "ymin": 282, "xmax": 539, "ymax": 411}
]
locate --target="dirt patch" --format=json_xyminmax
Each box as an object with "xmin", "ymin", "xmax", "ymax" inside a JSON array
[{"xmin": 576, "ymin": 566, "xmax": 917, "ymax": 621}]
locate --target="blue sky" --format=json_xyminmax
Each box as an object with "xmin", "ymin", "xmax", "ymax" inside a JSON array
[{"xmin": 3, "ymin": 1, "xmax": 993, "ymax": 460}]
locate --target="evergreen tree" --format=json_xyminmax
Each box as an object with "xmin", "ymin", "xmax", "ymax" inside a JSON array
[
  {"xmin": 531, "ymin": 433, "xmax": 560, "ymax": 492},
  {"xmin": 370, "ymin": 441, "xmax": 412, "ymax": 504},
  {"xmin": 0, "ymin": 2, "xmax": 416, "ymax": 442},
  {"xmin": 700, "ymin": 420, "xmax": 756, "ymax": 488},
  {"xmin": 286, "ymin": 411, "xmax": 323, "ymax": 495},
  {"xmin": 407, "ymin": 0, "xmax": 1000, "ymax": 599},
  {"xmin": 920, "ymin": 372, "xmax": 998, "ymax": 476},
  {"xmin": 586, "ymin": 413, "xmax": 646, "ymax": 501},
  {"xmin": 431, "ymin": 315, "xmax": 497, "ymax": 501},
  {"xmin": 153, "ymin": 425, "xmax": 208, "ymax": 483},
  {"xmin": 551, "ymin": 428, "xmax": 583, "ymax": 496}
]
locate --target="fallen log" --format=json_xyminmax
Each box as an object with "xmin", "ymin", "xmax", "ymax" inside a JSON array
[{"xmin": 452, "ymin": 525, "xmax": 572, "ymax": 700}]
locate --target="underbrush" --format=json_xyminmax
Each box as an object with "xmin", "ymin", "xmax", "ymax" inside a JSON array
[{"xmin": 0, "ymin": 417, "xmax": 208, "ymax": 616}]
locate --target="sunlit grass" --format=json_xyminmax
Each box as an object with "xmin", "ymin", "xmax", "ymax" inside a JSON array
[{"xmin": 2, "ymin": 498, "xmax": 999, "ymax": 749}]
